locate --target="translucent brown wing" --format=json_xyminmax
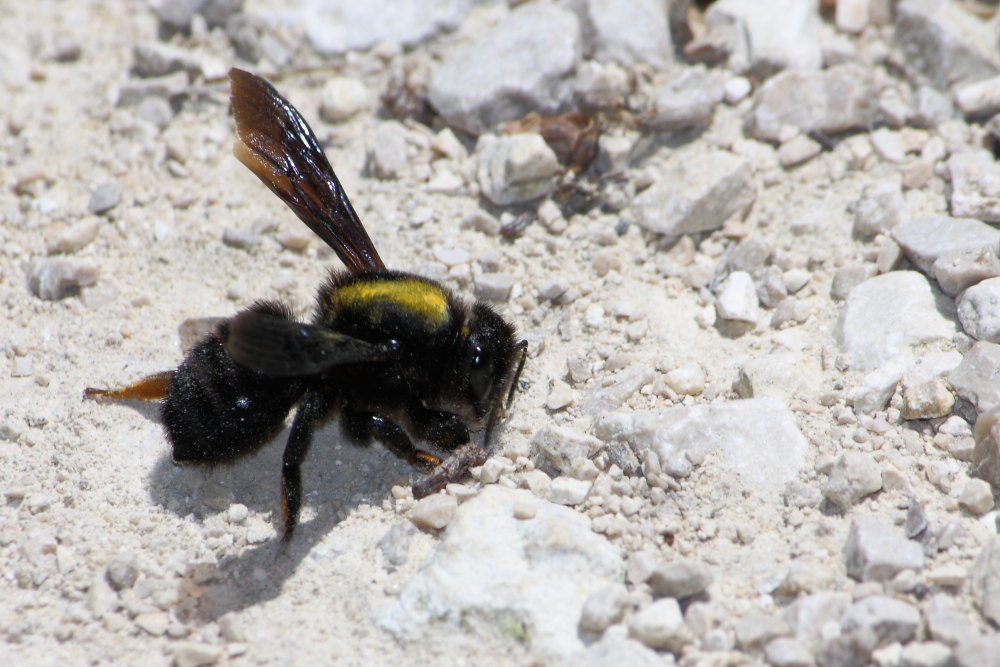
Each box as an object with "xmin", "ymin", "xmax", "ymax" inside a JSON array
[{"xmin": 229, "ymin": 67, "xmax": 385, "ymax": 273}]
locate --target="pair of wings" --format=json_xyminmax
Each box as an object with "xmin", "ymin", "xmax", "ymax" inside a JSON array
[{"xmin": 225, "ymin": 68, "xmax": 394, "ymax": 376}]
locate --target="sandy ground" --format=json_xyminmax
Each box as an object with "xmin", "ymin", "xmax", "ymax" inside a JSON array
[{"xmin": 3, "ymin": 1, "xmax": 1000, "ymax": 666}]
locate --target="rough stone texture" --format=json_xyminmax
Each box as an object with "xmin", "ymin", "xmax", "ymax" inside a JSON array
[
  {"xmin": 28, "ymin": 258, "xmax": 100, "ymax": 300},
  {"xmin": 319, "ymin": 76, "xmax": 371, "ymax": 123},
  {"xmin": 850, "ymin": 181, "xmax": 903, "ymax": 238},
  {"xmin": 973, "ymin": 406, "xmax": 1000, "ymax": 489},
  {"xmin": 594, "ymin": 399, "xmax": 808, "ymax": 494},
  {"xmin": 835, "ymin": 272, "xmax": 957, "ymax": 372},
  {"xmin": 958, "ymin": 277, "xmax": 1000, "ymax": 342},
  {"xmin": 733, "ymin": 352, "xmax": 822, "ymax": 401},
  {"xmin": 892, "ymin": 216, "xmax": 1000, "ymax": 275},
  {"xmin": 784, "ymin": 592, "xmax": 852, "ymax": 651},
  {"xmin": 532, "ymin": 426, "xmax": 603, "ymax": 479},
  {"xmin": 408, "ymin": 493, "xmax": 457, "ymax": 530},
  {"xmin": 648, "ymin": 559, "xmax": 713, "ymax": 600},
  {"xmin": 949, "ymin": 151, "xmax": 1000, "ymax": 223},
  {"xmin": 575, "ymin": 0, "xmax": 672, "ymax": 68},
  {"xmin": 627, "ymin": 598, "xmax": 689, "ymax": 652},
  {"xmin": 367, "ymin": 121, "xmax": 412, "ymax": 179},
  {"xmin": 900, "ymin": 371, "xmax": 956, "ymax": 420},
  {"xmin": 933, "ymin": 246, "xmax": 1000, "ymax": 297},
  {"xmin": 955, "ymin": 75, "xmax": 1000, "ymax": 117},
  {"xmin": 642, "ymin": 66, "xmax": 724, "ymax": 130},
  {"xmin": 48, "ymin": 218, "xmax": 101, "ymax": 255},
  {"xmin": 778, "ymin": 133, "xmax": 823, "ymax": 168},
  {"xmin": 853, "ymin": 361, "xmax": 906, "ymax": 414},
  {"xmin": 715, "ymin": 271, "xmax": 760, "ymax": 323},
  {"xmin": 577, "ymin": 585, "xmax": 629, "ymax": 634},
  {"xmin": 895, "ymin": 0, "xmax": 1000, "ymax": 90},
  {"xmin": 764, "ymin": 637, "xmax": 814, "ymax": 667},
  {"xmin": 631, "ymin": 149, "xmax": 756, "ymax": 236},
  {"xmin": 382, "ymin": 486, "xmax": 623, "ymax": 662},
  {"xmin": 428, "ymin": 4, "xmax": 581, "ymax": 135},
  {"xmin": 842, "ymin": 595, "xmax": 920, "ymax": 648},
  {"xmin": 749, "ymin": 64, "xmax": 878, "ymax": 142},
  {"xmin": 823, "ymin": 452, "xmax": 883, "ymax": 511},
  {"xmin": 957, "ymin": 478, "xmax": 994, "ymax": 515},
  {"xmin": 911, "ymin": 85, "xmax": 956, "ymax": 127},
  {"xmin": 708, "ymin": 0, "xmax": 822, "ymax": 76},
  {"xmin": 924, "ymin": 595, "xmax": 979, "ymax": 647},
  {"xmin": 581, "ymin": 365, "xmax": 656, "ymax": 414},
  {"xmin": 953, "ymin": 634, "xmax": 1000, "ymax": 667},
  {"xmin": 844, "ymin": 518, "xmax": 925, "ymax": 582},
  {"xmin": 735, "ymin": 611, "xmax": 791, "ymax": 650},
  {"xmin": 972, "ymin": 537, "xmax": 1000, "ymax": 627},
  {"xmin": 561, "ymin": 631, "xmax": 664, "ymax": 667},
  {"xmin": 476, "ymin": 133, "xmax": 560, "ymax": 206},
  {"xmin": 88, "ymin": 181, "xmax": 122, "ymax": 214},
  {"xmin": 949, "ymin": 342, "xmax": 1000, "ymax": 413},
  {"xmin": 261, "ymin": 0, "xmax": 471, "ymax": 57}
]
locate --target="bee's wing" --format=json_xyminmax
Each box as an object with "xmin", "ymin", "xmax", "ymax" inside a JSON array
[
  {"xmin": 224, "ymin": 311, "xmax": 396, "ymax": 376},
  {"xmin": 229, "ymin": 67, "xmax": 386, "ymax": 273}
]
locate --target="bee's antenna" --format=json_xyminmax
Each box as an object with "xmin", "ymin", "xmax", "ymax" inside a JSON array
[
  {"xmin": 506, "ymin": 340, "xmax": 528, "ymax": 410},
  {"xmin": 484, "ymin": 340, "xmax": 528, "ymax": 447}
]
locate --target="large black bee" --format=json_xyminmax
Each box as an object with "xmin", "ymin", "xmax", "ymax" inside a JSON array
[{"xmin": 86, "ymin": 68, "xmax": 526, "ymax": 540}]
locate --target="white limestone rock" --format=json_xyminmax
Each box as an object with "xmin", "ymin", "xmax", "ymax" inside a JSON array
[
  {"xmin": 593, "ymin": 398, "xmax": 808, "ymax": 494},
  {"xmin": 835, "ymin": 272, "xmax": 957, "ymax": 372},
  {"xmin": 428, "ymin": 4, "xmax": 581, "ymax": 135},
  {"xmin": 382, "ymin": 486, "xmax": 624, "ymax": 662},
  {"xmin": 632, "ymin": 149, "xmax": 756, "ymax": 236}
]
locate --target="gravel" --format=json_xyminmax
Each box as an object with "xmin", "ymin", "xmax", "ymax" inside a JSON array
[{"xmin": 7, "ymin": 1, "xmax": 1000, "ymax": 664}]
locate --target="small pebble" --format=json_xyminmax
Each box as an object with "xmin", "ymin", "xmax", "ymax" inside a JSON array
[
  {"xmin": 105, "ymin": 552, "xmax": 139, "ymax": 591},
  {"xmin": 88, "ymin": 182, "xmax": 122, "ymax": 215},
  {"xmin": 822, "ymin": 451, "xmax": 882, "ymax": 510},
  {"xmin": 648, "ymin": 559, "xmax": 713, "ymax": 600},
  {"xmin": 546, "ymin": 477, "xmax": 591, "ymax": 506},
  {"xmin": 134, "ymin": 612, "xmax": 169, "ymax": 636},
  {"xmin": 664, "ymin": 364, "xmax": 704, "ymax": 396},
  {"xmin": 474, "ymin": 272, "xmax": 514, "ymax": 302},
  {"xmin": 227, "ymin": 504, "xmax": 248, "ymax": 524},
  {"xmin": 545, "ymin": 380, "xmax": 574, "ymax": 411},
  {"xmin": 627, "ymin": 598, "xmax": 690, "ymax": 651},
  {"xmin": 11, "ymin": 357, "xmax": 33, "ymax": 378},
  {"xmin": 319, "ymin": 76, "xmax": 371, "ymax": 123},
  {"xmin": 925, "ymin": 565, "xmax": 966, "ymax": 589},
  {"xmin": 844, "ymin": 517, "xmax": 924, "ymax": 582},
  {"xmin": 958, "ymin": 478, "xmax": 994, "ymax": 515},
  {"xmin": 716, "ymin": 271, "xmax": 760, "ymax": 323},
  {"xmin": 29, "ymin": 257, "xmax": 99, "ymax": 300},
  {"xmin": 48, "ymin": 218, "xmax": 100, "ymax": 254},
  {"xmin": 222, "ymin": 227, "xmax": 259, "ymax": 251},
  {"xmin": 579, "ymin": 585, "xmax": 629, "ymax": 634},
  {"xmin": 172, "ymin": 642, "xmax": 224, "ymax": 667},
  {"xmin": 276, "ymin": 230, "xmax": 311, "ymax": 252},
  {"xmin": 409, "ymin": 493, "xmax": 458, "ymax": 530}
]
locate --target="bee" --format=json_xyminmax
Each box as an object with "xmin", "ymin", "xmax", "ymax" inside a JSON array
[{"xmin": 86, "ymin": 68, "xmax": 527, "ymax": 541}]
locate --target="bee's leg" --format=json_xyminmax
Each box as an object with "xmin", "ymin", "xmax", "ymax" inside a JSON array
[
  {"xmin": 341, "ymin": 408, "xmax": 440, "ymax": 471},
  {"xmin": 83, "ymin": 371, "xmax": 174, "ymax": 401},
  {"xmin": 404, "ymin": 402, "xmax": 470, "ymax": 451},
  {"xmin": 280, "ymin": 390, "xmax": 330, "ymax": 542}
]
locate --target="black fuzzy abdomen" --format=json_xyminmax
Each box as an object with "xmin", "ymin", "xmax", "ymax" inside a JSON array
[{"xmin": 162, "ymin": 302, "xmax": 305, "ymax": 463}]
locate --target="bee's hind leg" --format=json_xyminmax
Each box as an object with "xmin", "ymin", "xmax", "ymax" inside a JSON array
[{"xmin": 83, "ymin": 371, "xmax": 174, "ymax": 401}]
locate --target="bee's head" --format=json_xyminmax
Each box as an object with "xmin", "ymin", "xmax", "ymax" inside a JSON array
[{"xmin": 447, "ymin": 303, "xmax": 526, "ymax": 444}]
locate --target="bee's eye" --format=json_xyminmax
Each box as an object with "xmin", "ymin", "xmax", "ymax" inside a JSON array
[{"xmin": 469, "ymin": 346, "xmax": 494, "ymax": 403}]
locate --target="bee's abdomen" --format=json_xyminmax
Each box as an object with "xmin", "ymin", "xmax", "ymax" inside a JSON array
[
  {"xmin": 163, "ymin": 302, "xmax": 304, "ymax": 463},
  {"xmin": 321, "ymin": 272, "xmax": 457, "ymax": 343}
]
